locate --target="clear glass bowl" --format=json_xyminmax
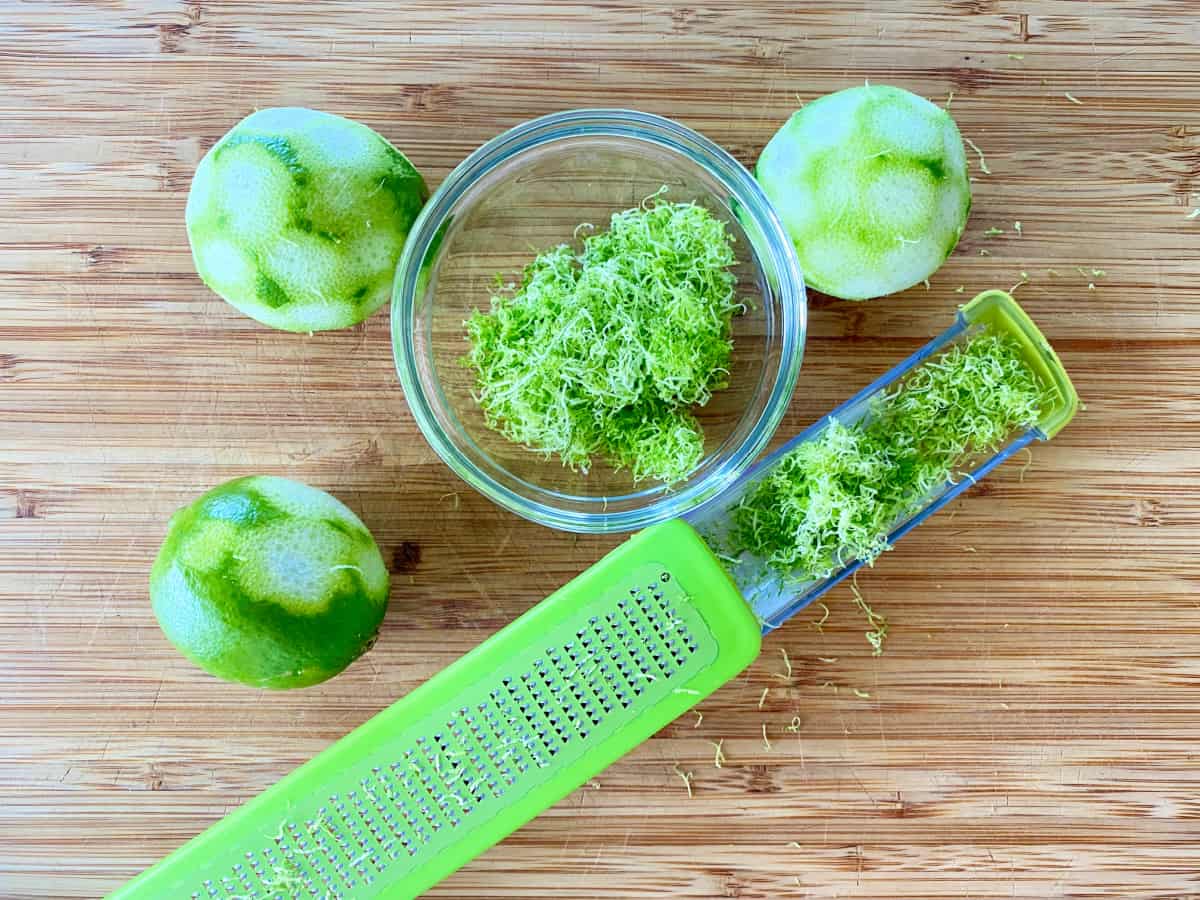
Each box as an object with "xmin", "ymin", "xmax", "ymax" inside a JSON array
[{"xmin": 391, "ymin": 109, "xmax": 806, "ymax": 533}]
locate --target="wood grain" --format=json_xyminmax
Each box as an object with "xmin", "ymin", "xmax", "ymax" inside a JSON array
[{"xmin": 2, "ymin": 2, "xmax": 1198, "ymax": 898}]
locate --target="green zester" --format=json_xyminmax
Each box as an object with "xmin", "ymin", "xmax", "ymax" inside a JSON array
[
  {"xmin": 112, "ymin": 292, "xmax": 1078, "ymax": 900},
  {"xmin": 114, "ymin": 519, "xmax": 760, "ymax": 899}
]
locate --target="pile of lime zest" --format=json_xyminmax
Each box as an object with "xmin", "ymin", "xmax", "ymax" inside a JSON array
[
  {"xmin": 729, "ymin": 329, "xmax": 1049, "ymax": 584},
  {"xmin": 464, "ymin": 190, "xmax": 741, "ymax": 484}
]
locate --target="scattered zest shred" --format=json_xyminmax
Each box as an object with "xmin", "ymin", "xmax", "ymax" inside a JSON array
[
  {"xmin": 672, "ymin": 763, "xmax": 694, "ymax": 798},
  {"xmin": 707, "ymin": 739, "xmax": 726, "ymax": 769},
  {"xmin": 963, "ymin": 137, "xmax": 992, "ymax": 175},
  {"xmin": 773, "ymin": 647, "xmax": 794, "ymax": 682}
]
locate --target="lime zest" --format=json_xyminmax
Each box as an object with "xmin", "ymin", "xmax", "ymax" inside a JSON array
[
  {"xmin": 728, "ymin": 330, "xmax": 1049, "ymax": 588},
  {"xmin": 707, "ymin": 739, "xmax": 727, "ymax": 769},
  {"xmin": 850, "ymin": 577, "xmax": 889, "ymax": 656},
  {"xmin": 465, "ymin": 193, "xmax": 740, "ymax": 484},
  {"xmin": 964, "ymin": 137, "xmax": 992, "ymax": 175},
  {"xmin": 672, "ymin": 763, "xmax": 695, "ymax": 798}
]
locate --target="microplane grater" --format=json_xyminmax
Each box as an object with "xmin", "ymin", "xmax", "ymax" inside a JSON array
[
  {"xmin": 112, "ymin": 519, "xmax": 762, "ymax": 900},
  {"xmin": 114, "ymin": 291, "xmax": 1078, "ymax": 900}
]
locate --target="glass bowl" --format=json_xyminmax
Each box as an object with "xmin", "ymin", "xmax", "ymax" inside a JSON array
[{"xmin": 392, "ymin": 109, "xmax": 806, "ymax": 533}]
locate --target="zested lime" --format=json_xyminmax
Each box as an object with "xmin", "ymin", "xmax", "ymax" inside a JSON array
[
  {"xmin": 185, "ymin": 107, "xmax": 427, "ymax": 332},
  {"xmin": 150, "ymin": 476, "xmax": 390, "ymax": 689},
  {"xmin": 756, "ymin": 84, "xmax": 971, "ymax": 300}
]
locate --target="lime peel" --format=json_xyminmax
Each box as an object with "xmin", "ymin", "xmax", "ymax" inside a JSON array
[
  {"xmin": 728, "ymin": 330, "xmax": 1050, "ymax": 585},
  {"xmin": 465, "ymin": 193, "xmax": 741, "ymax": 484}
]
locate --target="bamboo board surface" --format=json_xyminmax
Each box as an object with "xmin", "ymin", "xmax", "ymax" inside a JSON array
[{"xmin": 2, "ymin": 2, "xmax": 1199, "ymax": 898}]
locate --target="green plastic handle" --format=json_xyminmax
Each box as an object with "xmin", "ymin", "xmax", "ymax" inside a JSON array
[{"xmin": 111, "ymin": 519, "xmax": 761, "ymax": 900}]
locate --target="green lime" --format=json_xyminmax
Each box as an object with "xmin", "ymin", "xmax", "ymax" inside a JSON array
[
  {"xmin": 756, "ymin": 84, "xmax": 971, "ymax": 300},
  {"xmin": 185, "ymin": 107, "xmax": 428, "ymax": 332},
  {"xmin": 150, "ymin": 476, "xmax": 390, "ymax": 689}
]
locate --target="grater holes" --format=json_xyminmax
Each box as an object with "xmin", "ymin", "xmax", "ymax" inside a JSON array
[
  {"xmin": 419, "ymin": 740, "xmax": 471, "ymax": 824},
  {"xmin": 598, "ymin": 661, "xmax": 631, "ymax": 709},
  {"xmin": 355, "ymin": 781, "xmax": 398, "ymax": 869},
  {"xmin": 339, "ymin": 816, "xmax": 393, "ymax": 886},
  {"xmin": 490, "ymin": 692, "xmax": 542, "ymax": 772},
  {"xmin": 443, "ymin": 723, "xmax": 494, "ymax": 806},
  {"xmin": 326, "ymin": 797, "xmax": 368, "ymax": 889},
  {"xmin": 654, "ymin": 593, "xmax": 697, "ymax": 657},
  {"xmin": 384, "ymin": 763, "xmax": 430, "ymax": 849},
  {"xmin": 504, "ymin": 676, "xmax": 558, "ymax": 762},
  {"xmin": 536, "ymin": 657, "xmax": 590, "ymax": 740},
  {"xmin": 619, "ymin": 588, "xmax": 675, "ymax": 680},
  {"xmin": 482, "ymin": 698, "xmax": 533, "ymax": 781},
  {"xmin": 401, "ymin": 752, "xmax": 445, "ymax": 835},
  {"xmin": 363, "ymin": 769, "xmax": 409, "ymax": 860},
  {"xmin": 302, "ymin": 809, "xmax": 349, "ymax": 894},
  {"xmin": 479, "ymin": 701, "xmax": 527, "ymax": 786}
]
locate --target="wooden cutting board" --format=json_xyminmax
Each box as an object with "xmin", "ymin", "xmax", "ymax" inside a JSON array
[{"xmin": 2, "ymin": 3, "xmax": 1197, "ymax": 898}]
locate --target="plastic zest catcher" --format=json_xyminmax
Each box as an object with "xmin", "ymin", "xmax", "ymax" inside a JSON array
[
  {"xmin": 686, "ymin": 289, "xmax": 1080, "ymax": 631},
  {"xmin": 111, "ymin": 291, "xmax": 1077, "ymax": 900}
]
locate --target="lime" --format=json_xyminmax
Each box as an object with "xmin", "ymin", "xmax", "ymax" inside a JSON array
[
  {"xmin": 150, "ymin": 476, "xmax": 391, "ymax": 689},
  {"xmin": 756, "ymin": 84, "xmax": 971, "ymax": 300},
  {"xmin": 185, "ymin": 107, "xmax": 428, "ymax": 332}
]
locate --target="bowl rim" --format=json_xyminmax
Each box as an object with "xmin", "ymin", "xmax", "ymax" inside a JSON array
[{"xmin": 391, "ymin": 107, "xmax": 806, "ymax": 533}]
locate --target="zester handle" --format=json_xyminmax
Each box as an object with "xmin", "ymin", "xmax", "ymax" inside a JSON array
[{"xmin": 111, "ymin": 519, "xmax": 761, "ymax": 900}]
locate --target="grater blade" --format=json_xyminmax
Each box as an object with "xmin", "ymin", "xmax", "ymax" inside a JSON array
[{"xmin": 112, "ymin": 519, "xmax": 761, "ymax": 900}]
